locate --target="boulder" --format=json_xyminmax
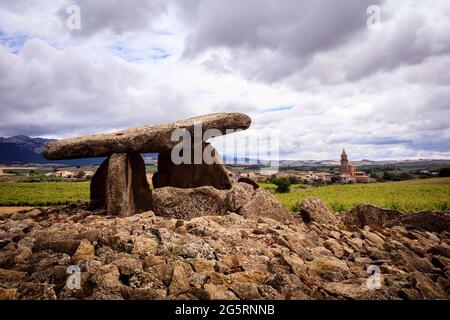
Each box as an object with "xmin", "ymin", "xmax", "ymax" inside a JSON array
[
  {"xmin": 0, "ymin": 268, "xmax": 28, "ymax": 287},
  {"xmin": 341, "ymin": 204, "xmax": 404, "ymax": 228},
  {"xmin": 384, "ymin": 211, "xmax": 450, "ymax": 233},
  {"xmin": 152, "ymin": 144, "xmax": 231, "ymax": 190},
  {"xmin": 44, "ymin": 113, "xmax": 251, "ymax": 160},
  {"xmin": 72, "ymin": 239, "xmax": 95, "ymax": 263},
  {"xmin": 169, "ymin": 261, "xmax": 191, "ymax": 296},
  {"xmin": 237, "ymin": 177, "xmax": 260, "ymax": 189},
  {"xmin": 299, "ymin": 197, "xmax": 338, "ymax": 225},
  {"xmin": 180, "ymin": 239, "xmax": 216, "ymax": 260},
  {"xmin": 152, "ymin": 186, "xmax": 227, "ymax": 220},
  {"xmin": 224, "ymin": 182, "xmax": 255, "ymax": 212},
  {"xmin": 343, "ymin": 206, "xmax": 450, "ymax": 233},
  {"xmin": 152, "ymin": 184, "xmax": 292, "ymax": 223},
  {"xmin": 239, "ymin": 188, "xmax": 293, "ymax": 224}
]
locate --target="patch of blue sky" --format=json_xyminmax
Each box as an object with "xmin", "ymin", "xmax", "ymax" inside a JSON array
[
  {"xmin": 0, "ymin": 30, "xmax": 29, "ymax": 54},
  {"xmin": 108, "ymin": 42, "xmax": 170, "ymax": 62},
  {"xmin": 261, "ymin": 105, "xmax": 295, "ymax": 113},
  {"xmin": 0, "ymin": 30, "xmax": 63, "ymax": 54}
]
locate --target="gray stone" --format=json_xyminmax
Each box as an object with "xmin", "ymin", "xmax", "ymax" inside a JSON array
[
  {"xmin": 299, "ymin": 197, "xmax": 338, "ymax": 225},
  {"xmin": 152, "ymin": 143, "xmax": 231, "ymax": 190},
  {"xmin": 239, "ymin": 188, "xmax": 293, "ymax": 224},
  {"xmin": 44, "ymin": 113, "xmax": 251, "ymax": 159},
  {"xmin": 152, "ymin": 186, "xmax": 227, "ymax": 220},
  {"xmin": 91, "ymin": 153, "xmax": 152, "ymax": 216}
]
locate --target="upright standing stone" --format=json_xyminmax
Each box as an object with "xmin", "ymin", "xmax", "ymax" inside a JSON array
[
  {"xmin": 91, "ymin": 153, "xmax": 152, "ymax": 216},
  {"xmin": 152, "ymin": 143, "xmax": 232, "ymax": 190},
  {"xmin": 90, "ymin": 158, "xmax": 109, "ymax": 210}
]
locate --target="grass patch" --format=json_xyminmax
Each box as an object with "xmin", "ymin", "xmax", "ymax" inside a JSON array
[
  {"xmin": 0, "ymin": 181, "xmax": 90, "ymax": 206},
  {"xmin": 272, "ymin": 178, "xmax": 450, "ymax": 212}
]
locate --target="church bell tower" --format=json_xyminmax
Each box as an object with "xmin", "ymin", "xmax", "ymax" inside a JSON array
[{"xmin": 340, "ymin": 149, "xmax": 348, "ymax": 174}]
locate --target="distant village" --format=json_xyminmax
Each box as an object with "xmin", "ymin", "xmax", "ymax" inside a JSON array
[{"xmin": 228, "ymin": 149, "xmax": 376, "ymax": 184}]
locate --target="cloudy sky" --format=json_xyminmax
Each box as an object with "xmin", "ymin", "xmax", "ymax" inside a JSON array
[{"xmin": 0, "ymin": 0, "xmax": 449, "ymax": 160}]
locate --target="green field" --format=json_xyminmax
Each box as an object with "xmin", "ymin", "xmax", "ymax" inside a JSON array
[
  {"xmin": 272, "ymin": 177, "xmax": 450, "ymax": 212},
  {"xmin": 0, "ymin": 178, "xmax": 449, "ymax": 212},
  {"xmin": 0, "ymin": 181, "xmax": 90, "ymax": 206}
]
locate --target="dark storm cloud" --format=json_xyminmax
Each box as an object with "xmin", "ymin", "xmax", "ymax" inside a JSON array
[
  {"xmin": 345, "ymin": 10, "xmax": 450, "ymax": 81},
  {"xmin": 181, "ymin": 0, "xmax": 383, "ymax": 81},
  {"xmin": 58, "ymin": 0, "xmax": 168, "ymax": 36}
]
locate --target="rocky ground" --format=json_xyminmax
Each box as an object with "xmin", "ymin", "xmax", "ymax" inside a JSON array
[{"xmin": 0, "ymin": 183, "xmax": 449, "ymax": 300}]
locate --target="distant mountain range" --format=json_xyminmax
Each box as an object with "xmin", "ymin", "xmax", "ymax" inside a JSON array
[{"xmin": 0, "ymin": 135, "xmax": 106, "ymax": 166}]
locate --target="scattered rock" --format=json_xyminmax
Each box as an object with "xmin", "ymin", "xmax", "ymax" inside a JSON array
[
  {"xmin": 204, "ymin": 284, "xmax": 238, "ymax": 300},
  {"xmin": 72, "ymin": 240, "xmax": 95, "ymax": 263},
  {"xmin": 341, "ymin": 204, "xmax": 404, "ymax": 229},
  {"xmin": 152, "ymin": 186, "xmax": 227, "ymax": 219},
  {"xmin": 299, "ymin": 197, "xmax": 338, "ymax": 225},
  {"xmin": 384, "ymin": 211, "xmax": 450, "ymax": 233},
  {"xmin": 0, "ymin": 202, "xmax": 448, "ymax": 300},
  {"xmin": 33, "ymin": 240, "xmax": 80, "ymax": 255},
  {"xmin": 169, "ymin": 261, "xmax": 191, "ymax": 296},
  {"xmin": 180, "ymin": 239, "xmax": 215, "ymax": 260},
  {"xmin": 239, "ymin": 188, "xmax": 293, "ymax": 223},
  {"xmin": 132, "ymin": 235, "xmax": 159, "ymax": 257},
  {"xmin": 0, "ymin": 288, "xmax": 17, "ymax": 300},
  {"xmin": 224, "ymin": 182, "xmax": 254, "ymax": 212},
  {"xmin": 0, "ymin": 268, "xmax": 28, "ymax": 287}
]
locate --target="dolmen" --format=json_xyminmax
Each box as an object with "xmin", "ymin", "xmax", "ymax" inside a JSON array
[{"xmin": 44, "ymin": 113, "xmax": 251, "ymax": 216}]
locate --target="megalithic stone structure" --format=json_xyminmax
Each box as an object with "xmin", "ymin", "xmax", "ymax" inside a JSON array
[{"xmin": 43, "ymin": 112, "xmax": 251, "ymax": 216}]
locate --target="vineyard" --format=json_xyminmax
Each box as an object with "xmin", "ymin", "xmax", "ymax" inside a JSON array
[
  {"xmin": 0, "ymin": 178, "xmax": 449, "ymax": 212},
  {"xmin": 0, "ymin": 181, "xmax": 90, "ymax": 206},
  {"xmin": 273, "ymin": 177, "xmax": 450, "ymax": 212}
]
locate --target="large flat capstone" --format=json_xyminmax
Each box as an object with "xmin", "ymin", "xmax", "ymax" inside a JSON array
[{"xmin": 43, "ymin": 112, "xmax": 251, "ymax": 160}]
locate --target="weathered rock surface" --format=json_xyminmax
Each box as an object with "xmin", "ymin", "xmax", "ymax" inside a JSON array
[
  {"xmin": 224, "ymin": 182, "xmax": 255, "ymax": 212},
  {"xmin": 152, "ymin": 145, "xmax": 231, "ymax": 190},
  {"xmin": 299, "ymin": 197, "xmax": 339, "ymax": 225},
  {"xmin": 342, "ymin": 205, "xmax": 450, "ymax": 233},
  {"xmin": 152, "ymin": 186, "xmax": 227, "ymax": 220},
  {"xmin": 91, "ymin": 153, "xmax": 152, "ymax": 216},
  {"xmin": 237, "ymin": 177, "xmax": 260, "ymax": 189},
  {"xmin": 239, "ymin": 188, "xmax": 293, "ymax": 224},
  {"xmin": 44, "ymin": 113, "xmax": 251, "ymax": 160},
  {"xmin": 0, "ymin": 202, "xmax": 449, "ymax": 300},
  {"xmin": 152, "ymin": 183, "xmax": 293, "ymax": 224},
  {"xmin": 384, "ymin": 211, "xmax": 450, "ymax": 233},
  {"xmin": 341, "ymin": 204, "xmax": 404, "ymax": 229}
]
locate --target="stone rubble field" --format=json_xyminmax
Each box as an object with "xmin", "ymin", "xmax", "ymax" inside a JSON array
[{"xmin": 0, "ymin": 183, "xmax": 449, "ymax": 300}]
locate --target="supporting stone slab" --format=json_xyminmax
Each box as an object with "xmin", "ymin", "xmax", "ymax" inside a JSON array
[
  {"xmin": 90, "ymin": 153, "xmax": 152, "ymax": 216},
  {"xmin": 152, "ymin": 144, "xmax": 232, "ymax": 190}
]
